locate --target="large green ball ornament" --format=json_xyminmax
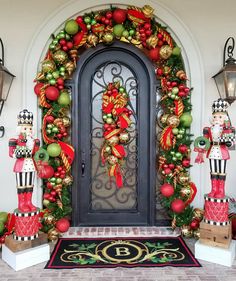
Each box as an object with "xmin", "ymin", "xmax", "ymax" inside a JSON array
[
  {"xmin": 172, "ymin": 46, "xmax": 181, "ymax": 56},
  {"xmin": 47, "ymin": 143, "xmax": 62, "ymax": 157},
  {"xmin": 34, "ymin": 148, "xmax": 49, "ymax": 162},
  {"xmin": 113, "ymin": 24, "xmax": 125, "ymax": 37},
  {"xmin": 0, "ymin": 221, "xmax": 4, "ymax": 235},
  {"xmin": 180, "ymin": 112, "xmax": 193, "ymax": 128},
  {"xmin": 0, "ymin": 212, "xmax": 8, "ymax": 224},
  {"xmin": 58, "ymin": 91, "xmax": 71, "ymax": 106},
  {"xmin": 65, "ymin": 19, "xmax": 79, "ymax": 35}
]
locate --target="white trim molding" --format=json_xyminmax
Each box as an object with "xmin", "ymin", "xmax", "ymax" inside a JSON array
[{"xmin": 23, "ymin": 0, "xmax": 205, "ymax": 208}]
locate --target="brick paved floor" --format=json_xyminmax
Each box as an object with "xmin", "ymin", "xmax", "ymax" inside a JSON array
[{"xmin": 0, "ymin": 228, "xmax": 236, "ymax": 281}]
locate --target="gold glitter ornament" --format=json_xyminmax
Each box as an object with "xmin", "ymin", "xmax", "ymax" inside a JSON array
[
  {"xmin": 102, "ymin": 32, "xmax": 114, "ymax": 45},
  {"xmin": 146, "ymin": 35, "xmax": 158, "ymax": 49},
  {"xmin": 180, "ymin": 185, "xmax": 191, "ymax": 198},
  {"xmin": 62, "ymin": 116, "xmax": 71, "ymax": 127},
  {"xmin": 106, "ymin": 136, "xmax": 119, "ymax": 146},
  {"xmin": 166, "ymin": 115, "xmax": 180, "ymax": 128},
  {"xmin": 193, "ymin": 208, "xmax": 204, "ymax": 221},
  {"xmin": 87, "ymin": 34, "xmax": 99, "ymax": 47},
  {"xmin": 193, "ymin": 229, "xmax": 200, "ymax": 239},
  {"xmin": 65, "ymin": 60, "xmax": 75, "ymax": 76},
  {"xmin": 160, "ymin": 114, "xmax": 170, "ymax": 125},
  {"xmin": 159, "ymin": 45, "xmax": 173, "ymax": 60},
  {"xmin": 177, "ymin": 172, "xmax": 190, "ymax": 185},
  {"xmin": 44, "ymin": 214, "xmax": 56, "ymax": 225},
  {"xmin": 142, "ymin": 5, "xmax": 154, "ymax": 18},
  {"xmin": 41, "ymin": 59, "xmax": 56, "ymax": 74},
  {"xmin": 107, "ymin": 155, "xmax": 119, "ymax": 165},
  {"xmin": 171, "ymin": 216, "xmax": 176, "ymax": 229},
  {"xmin": 48, "ymin": 227, "xmax": 60, "ymax": 241},
  {"xmin": 53, "ymin": 50, "xmax": 68, "ymax": 64},
  {"xmin": 62, "ymin": 175, "xmax": 73, "ymax": 186},
  {"xmin": 181, "ymin": 225, "xmax": 193, "ymax": 238},
  {"xmin": 119, "ymin": 132, "xmax": 130, "ymax": 144}
]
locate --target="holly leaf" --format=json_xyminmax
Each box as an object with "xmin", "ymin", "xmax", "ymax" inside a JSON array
[
  {"xmin": 88, "ymin": 258, "xmax": 97, "ymax": 264},
  {"xmin": 145, "ymin": 242, "xmax": 156, "ymax": 248},
  {"xmin": 79, "ymin": 259, "xmax": 89, "ymax": 265},
  {"xmin": 159, "ymin": 257, "xmax": 171, "ymax": 263},
  {"xmin": 69, "ymin": 243, "xmax": 80, "ymax": 249},
  {"xmin": 87, "ymin": 243, "xmax": 97, "ymax": 249},
  {"xmin": 151, "ymin": 256, "xmax": 160, "ymax": 263}
]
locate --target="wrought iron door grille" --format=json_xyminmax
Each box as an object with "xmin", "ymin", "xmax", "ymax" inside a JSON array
[{"xmin": 89, "ymin": 61, "xmax": 138, "ymax": 211}]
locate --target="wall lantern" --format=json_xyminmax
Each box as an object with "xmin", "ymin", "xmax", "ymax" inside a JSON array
[
  {"xmin": 0, "ymin": 38, "xmax": 15, "ymax": 138},
  {"xmin": 212, "ymin": 37, "xmax": 236, "ymax": 104}
]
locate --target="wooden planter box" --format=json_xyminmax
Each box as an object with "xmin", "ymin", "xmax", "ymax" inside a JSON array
[{"xmin": 200, "ymin": 221, "xmax": 232, "ymax": 248}]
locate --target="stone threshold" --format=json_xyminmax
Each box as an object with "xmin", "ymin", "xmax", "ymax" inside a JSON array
[{"xmin": 62, "ymin": 226, "xmax": 181, "ymax": 238}]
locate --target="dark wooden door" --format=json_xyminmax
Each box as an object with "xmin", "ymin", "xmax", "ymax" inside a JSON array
[{"xmin": 70, "ymin": 42, "xmax": 157, "ymax": 226}]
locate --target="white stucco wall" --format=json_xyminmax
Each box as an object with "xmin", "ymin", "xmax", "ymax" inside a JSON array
[{"xmin": 0, "ymin": 0, "xmax": 236, "ymax": 213}]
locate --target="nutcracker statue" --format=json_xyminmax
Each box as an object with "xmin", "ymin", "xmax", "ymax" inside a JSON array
[
  {"xmin": 194, "ymin": 98, "xmax": 235, "ymax": 248},
  {"xmin": 195, "ymin": 98, "xmax": 235, "ymax": 198},
  {"xmin": 8, "ymin": 109, "xmax": 41, "ymax": 240}
]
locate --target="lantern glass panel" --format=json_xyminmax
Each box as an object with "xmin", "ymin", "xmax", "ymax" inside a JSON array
[
  {"xmin": 225, "ymin": 70, "xmax": 236, "ymax": 99},
  {"xmin": 213, "ymin": 70, "xmax": 226, "ymax": 99},
  {"xmin": 0, "ymin": 65, "xmax": 14, "ymax": 101}
]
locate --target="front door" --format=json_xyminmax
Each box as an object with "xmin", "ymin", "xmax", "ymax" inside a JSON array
[{"xmin": 70, "ymin": 42, "xmax": 157, "ymax": 226}]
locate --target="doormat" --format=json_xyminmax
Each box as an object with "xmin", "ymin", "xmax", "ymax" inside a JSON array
[{"xmin": 45, "ymin": 236, "xmax": 201, "ymax": 269}]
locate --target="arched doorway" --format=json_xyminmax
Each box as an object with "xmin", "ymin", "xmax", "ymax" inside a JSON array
[
  {"xmin": 23, "ymin": 2, "xmax": 204, "ymax": 211},
  {"xmin": 68, "ymin": 42, "xmax": 157, "ymax": 226}
]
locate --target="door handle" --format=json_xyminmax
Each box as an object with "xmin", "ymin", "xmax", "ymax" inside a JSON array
[
  {"xmin": 81, "ymin": 150, "xmax": 85, "ymax": 176},
  {"xmin": 81, "ymin": 163, "xmax": 85, "ymax": 176}
]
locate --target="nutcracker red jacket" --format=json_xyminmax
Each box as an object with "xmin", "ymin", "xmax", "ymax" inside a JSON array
[
  {"xmin": 9, "ymin": 136, "xmax": 40, "ymax": 173},
  {"xmin": 203, "ymin": 126, "xmax": 234, "ymax": 160}
]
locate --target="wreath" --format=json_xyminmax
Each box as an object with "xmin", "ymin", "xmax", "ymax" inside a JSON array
[{"xmin": 33, "ymin": 5, "xmax": 202, "ymax": 239}]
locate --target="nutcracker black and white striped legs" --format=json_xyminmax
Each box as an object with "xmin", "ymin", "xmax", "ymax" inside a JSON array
[
  {"xmin": 209, "ymin": 159, "xmax": 227, "ymax": 174},
  {"xmin": 16, "ymin": 172, "xmax": 36, "ymax": 212},
  {"xmin": 15, "ymin": 172, "xmax": 35, "ymax": 193}
]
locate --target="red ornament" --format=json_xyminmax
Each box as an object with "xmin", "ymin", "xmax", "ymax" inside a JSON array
[
  {"xmin": 182, "ymin": 158, "xmax": 191, "ymax": 167},
  {"xmin": 55, "ymin": 218, "xmax": 70, "ymax": 233},
  {"xmin": 178, "ymin": 144, "xmax": 188, "ymax": 154},
  {"xmin": 171, "ymin": 199, "xmax": 185, "ymax": 213},
  {"xmin": 34, "ymin": 83, "xmax": 44, "ymax": 96},
  {"xmin": 156, "ymin": 68, "xmax": 163, "ymax": 76},
  {"xmin": 45, "ymin": 115, "xmax": 55, "ymax": 123},
  {"xmin": 149, "ymin": 48, "xmax": 160, "ymax": 61},
  {"xmin": 45, "ymin": 86, "xmax": 59, "ymax": 101},
  {"xmin": 164, "ymin": 167, "xmax": 172, "ymax": 175},
  {"xmin": 38, "ymin": 165, "xmax": 54, "ymax": 179},
  {"xmin": 160, "ymin": 183, "xmax": 174, "ymax": 197},
  {"xmin": 190, "ymin": 218, "xmax": 200, "ymax": 230},
  {"xmin": 113, "ymin": 9, "xmax": 127, "ymax": 23}
]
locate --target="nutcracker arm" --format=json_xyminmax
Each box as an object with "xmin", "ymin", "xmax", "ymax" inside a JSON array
[
  {"xmin": 32, "ymin": 139, "xmax": 40, "ymax": 155},
  {"xmin": 222, "ymin": 126, "xmax": 236, "ymax": 150},
  {"xmin": 8, "ymin": 138, "xmax": 17, "ymax": 158},
  {"xmin": 203, "ymin": 127, "xmax": 210, "ymax": 139}
]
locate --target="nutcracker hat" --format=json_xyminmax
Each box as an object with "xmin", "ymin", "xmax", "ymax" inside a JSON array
[
  {"xmin": 212, "ymin": 98, "xmax": 229, "ymax": 113},
  {"xmin": 17, "ymin": 109, "xmax": 33, "ymax": 126}
]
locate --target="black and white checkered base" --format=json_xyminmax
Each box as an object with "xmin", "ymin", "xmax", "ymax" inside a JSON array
[{"xmin": 203, "ymin": 218, "xmax": 231, "ymax": 226}]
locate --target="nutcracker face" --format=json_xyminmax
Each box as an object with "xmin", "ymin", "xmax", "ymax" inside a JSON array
[
  {"xmin": 19, "ymin": 125, "xmax": 33, "ymax": 137},
  {"xmin": 211, "ymin": 112, "xmax": 227, "ymax": 126}
]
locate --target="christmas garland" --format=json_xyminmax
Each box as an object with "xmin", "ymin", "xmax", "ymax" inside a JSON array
[
  {"xmin": 33, "ymin": 5, "xmax": 203, "ymax": 239},
  {"xmin": 101, "ymin": 82, "xmax": 132, "ymax": 187}
]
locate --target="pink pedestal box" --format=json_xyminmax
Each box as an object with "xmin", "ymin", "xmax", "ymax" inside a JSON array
[{"xmin": 13, "ymin": 208, "xmax": 40, "ymax": 241}]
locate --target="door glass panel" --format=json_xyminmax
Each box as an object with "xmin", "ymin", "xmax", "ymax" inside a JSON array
[{"xmin": 90, "ymin": 61, "xmax": 138, "ymax": 211}]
